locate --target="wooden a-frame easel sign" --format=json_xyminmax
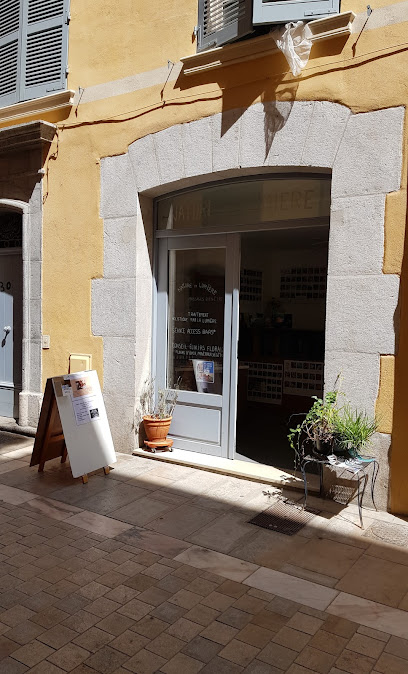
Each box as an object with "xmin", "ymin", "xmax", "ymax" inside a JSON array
[{"xmin": 30, "ymin": 371, "xmax": 116, "ymax": 483}]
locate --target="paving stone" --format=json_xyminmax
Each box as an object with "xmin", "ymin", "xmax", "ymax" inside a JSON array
[
  {"xmin": 117, "ymin": 598, "xmax": 153, "ymax": 621},
  {"xmin": 151, "ymin": 601, "xmax": 186, "ymax": 624},
  {"xmin": 23, "ymin": 592, "xmax": 58, "ymax": 617},
  {"xmin": 323, "ymin": 615, "xmax": 358, "ymax": 639},
  {"xmin": 78, "ymin": 582, "xmax": 109, "ymax": 601},
  {"xmin": 103, "ymin": 585, "xmax": 138, "ymax": 604},
  {"xmin": 85, "ymin": 597, "xmax": 121, "ymax": 619},
  {"xmin": 201, "ymin": 592, "xmax": 235, "ymax": 612},
  {"xmin": 0, "ymin": 605, "xmax": 35, "ymax": 627},
  {"xmin": 295, "ymin": 645, "xmax": 337, "ymax": 673},
  {"xmin": 357, "ymin": 625, "xmax": 390, "ymax": 643},
  {"xmin": 83, "ymin": 645, "xmax": 128, "ymax": 673},
  {"xmin": 0, "ymin": 635, "xmax": 20, "ymax": 659},
  {"xmin": 347, "ymin": 632, "xmax": 385, "ymax": 659},
  {"xmin": 374, "ymin": 651, "xmax": 408, "ymax": 673},
  {"xmin": 131, "ymin": 615, "xmax": 169, "ymax": 639},
  {"xmin": 4, "ymin": 619, "xmax": 45, "ymax": 645},
  {"xmin": 29, "ymin": 661, "xmax": 68, "ymax": 673},
  {"xmin": 141, "ymin": 563, "xmax": 173, "ymax": 580},
  {"xmin": 182, "ymin": 636, "xmax": 223, "ymax": 663},
  {"xmin": 200, "ymin": 621, "xmax": 238, "ymax": 646},
  {"xmin": 218, "ymin": 581, "xmax": 249, "ymax": 599},
  {"xmin": 273, "ymin": 626, "xmax": 311, "ymax": 652},
  {"xmin": 32, "ymin": 606, "xmax": 70, "ymax": 629},
  {"xmin": 243, "ymin": 662, "xmax": 282, "ymax": 673},
  {"xmin": 160, "ymin": 652, "xmax": 204, "ymax": 674},
  {"xmin": 10, "ymin": 640, "xmax": 55, "ymax": 668},
  {"xmin": 385, "ymin": 635, "xmax": 408, "ymax": 660},
  {"xmin": 184, "ymin": 604, "xmax": 220, "ymax": 627},
  {"xmin": 172, "ymin": 566, "xmax": 202, "ymax": 582},
  {"xmin": 96, "ymin": 612, "xmax": 135, "ymax": 637},
  {"xmin": 233, "ymin": 595, "xmax": 267, "ymax": 615},
  {"xmin": 335, "ymin": 648, "xmax": 376, "ymax": 674},
  {"xmin": 158, "ymin": 575, "xmax": 190, "ymax": 594},
  {"xmin": 166, "ymin": 617, "xmax": 204, "ymax": 642},
  {"xmin": 219, "ymin": 639, "xmax": 260, "ymax": 667},
  {"xmin": 309, "ymin": 629, "xmax": 349, "ymax": 656},
  {"xmin": 62, "ymin": 610, "xmax": 100, "ymax": 634},
  {"xmin": 185, "ymin": 578, "xmax": 219, "ymax": 597},
  {"xmin": 109, "ymin": 629, "xmax": 147, "ymax": 656},
  {"xmin": 236, "ymin": 624, "xmax": 273, "ymax": 649},
  {"xmin": 250, "ymin": 609, "xmax": 288, "ymax": 633},
  {"xmin": 47, "ymin": 643, "xmax": 91, "ymax": 671},
  {"xmin": 168, "ymin": 589, "xmax": 202, "ymax": 610},
  {"xmin": 200, "ymin": 656, "xmax": 244, "ymax": 673},
  {"xmin": 123, "ymin": 574, "xmax": 157, "ymax": 592},
  {"xmin": 268, "ymin": 597, "xmax": 301, "ymax": 618},
  {"xmin": 135, "ymin": 586, "xmax": 172, "ymax": 607},
  {"xmin": 73, "ymin": 627, "xmax": 114, "ymax": 653},
  {"xmin": 258, "ymin": 642, "xmax": 298, "ymax": 670},
  {"xmin": 287, "ymin": 611, "xmax": 324, "ymax": 635},
  {"xmin": 218, "ymin": 608, "xmax": 253, "ymax": 630},
  {"xmin": 146, "ymin": 632, "xmax": 184, "ymax": 659},
  {"xmin": 0, "ymin": 656, "xmax": 29, "ymax": 673},
  {"xmin": 123, "ymin": 648, "xmax": 167, "ymax": 673}
]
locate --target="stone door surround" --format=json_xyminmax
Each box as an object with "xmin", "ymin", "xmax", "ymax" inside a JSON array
[{"xmin": 97, "ymin": 101, "xmax": 405, "ymax": 509}]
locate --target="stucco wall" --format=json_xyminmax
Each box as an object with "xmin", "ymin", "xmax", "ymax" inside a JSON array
[{"xmin": 0, "ymin": 0, "xmax": 407, "ymax": 508}]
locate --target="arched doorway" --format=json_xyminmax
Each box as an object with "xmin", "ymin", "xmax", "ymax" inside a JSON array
[{"xmin": 0, "ymin": 211, "xmax": 23, "ymax": 419}]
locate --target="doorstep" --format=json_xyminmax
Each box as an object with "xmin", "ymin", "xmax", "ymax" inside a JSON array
[
  {"xmin": 0, "ymin": 417, "xmax": 36, "ymax": 437},
  {"xmin": 132, "ymin": 446, "xmax": 320, "ymax": 494}
]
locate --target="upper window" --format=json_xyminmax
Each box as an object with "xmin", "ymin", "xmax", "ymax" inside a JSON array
[
  {"xmin": 196, "ymin": 0, "xmax": 341, "ymax": 51},
  {"xmin": 0, "ymin": 0, "xmax": 70, "ymax": 107}
]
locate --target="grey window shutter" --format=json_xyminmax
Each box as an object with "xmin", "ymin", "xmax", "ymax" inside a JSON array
[
  {"xmin": 20, "ymin": 0, "xmax": 69, "ymax": 102},
  {"xmin": 253, "ymin": 0, "xmax": 340, "ymax": 24},
  {"xmin": 0, "ymin": 0, "xmax": 21, "ymax": 106},
  {"xmin": 197, "ymin": 0, "xmax": 253, "ymax": 52}
]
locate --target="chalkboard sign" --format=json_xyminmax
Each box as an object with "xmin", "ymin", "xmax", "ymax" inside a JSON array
[{"xmin": 31, "ymin": 371, "xmax": 116, "ymax": 482}]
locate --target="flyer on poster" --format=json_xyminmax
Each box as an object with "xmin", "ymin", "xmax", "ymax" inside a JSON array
[{"xmin": 63, "ymin": 372, "xmax": 104, "ymax": 427}]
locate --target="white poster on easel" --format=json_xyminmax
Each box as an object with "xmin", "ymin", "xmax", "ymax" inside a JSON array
[{"xmin": 52, "ymin": 370, "xmax": 116, "ymax": 478}]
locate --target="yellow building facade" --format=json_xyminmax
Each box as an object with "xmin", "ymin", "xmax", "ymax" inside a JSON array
[{"xmin": 0, "ymin": 0, "xmax": 407, "ymax": 512}]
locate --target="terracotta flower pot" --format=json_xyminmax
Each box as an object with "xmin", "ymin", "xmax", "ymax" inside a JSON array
[{"xmin": 143, "ymin": 415, "xmax": 172, "ymax": 443}]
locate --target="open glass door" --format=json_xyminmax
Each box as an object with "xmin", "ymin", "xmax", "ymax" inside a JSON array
[{"xmin": 156, "ymin": 234, "xmax": 239, "ymax": 457}]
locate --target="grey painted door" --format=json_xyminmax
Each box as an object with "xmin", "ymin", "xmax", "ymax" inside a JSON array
[
  {"xmin": 0, "ymin": 251, "xmax": 23, "ymax": 418},
  {"xmin": 157, "ymin": 234, "xmax": 239, "ymax": 457}
]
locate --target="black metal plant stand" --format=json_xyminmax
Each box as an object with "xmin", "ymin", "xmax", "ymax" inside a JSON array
[{"xmin": 299, "ymin": 453, "xmax": 379, "ymax": 528}]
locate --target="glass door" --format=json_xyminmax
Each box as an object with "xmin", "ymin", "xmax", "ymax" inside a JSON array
[{"xmin": 156, "ymin": 234, "xmax": 239, "ymax": 457}]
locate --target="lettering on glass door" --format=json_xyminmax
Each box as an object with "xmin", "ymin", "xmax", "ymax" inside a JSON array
[{"xmin": 168, "ymin": 248, "xmax": 225, "ymax": 394}]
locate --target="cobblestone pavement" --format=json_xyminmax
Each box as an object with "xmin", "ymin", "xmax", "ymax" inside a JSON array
[{"xmin": 0, "ymin": 431, "xmax": 407, "ymax": 673}]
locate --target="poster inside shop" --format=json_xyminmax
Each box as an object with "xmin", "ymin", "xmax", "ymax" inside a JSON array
[
  {"xmin": 52, "ymin": 370, "xmax": 116, "ymax": 478},
  {"xmin": 168, "ymin": 248, "xmax": 225, "ymax": 395}
]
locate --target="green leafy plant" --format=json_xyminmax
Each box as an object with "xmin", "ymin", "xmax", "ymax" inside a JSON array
[
  {"xmin": 334, "ymin": 406, "xmax": 378, "ymax": 457},
  {"xmin": 140, "ymin": 377, "xmax": 180, "ymax": 419},
  {"xmin": 288, "ymin": 391, "xmax": 341, "ymax": 463}
]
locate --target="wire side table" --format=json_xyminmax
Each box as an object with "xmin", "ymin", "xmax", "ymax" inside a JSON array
[{"xmin": 300, "ymin": 454, "xmax": 379, "ymax": 528}]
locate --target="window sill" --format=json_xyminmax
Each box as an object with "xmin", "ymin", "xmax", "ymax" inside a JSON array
[
  {"xmin": 0, "ymin": 90, "xmax": 75, "ymax": 124},
  {"xmin": 181, "ymin": 11, "xmax": 355, "ymax": 76}
]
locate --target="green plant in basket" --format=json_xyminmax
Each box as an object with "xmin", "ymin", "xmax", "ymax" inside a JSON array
[{"xmin": 334, "ymin": 406, "xmax": 378, "ymax": 458}]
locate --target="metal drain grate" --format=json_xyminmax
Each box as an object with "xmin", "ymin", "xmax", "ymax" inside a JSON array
[{"xmin": 249, "ymin": 501, "xmax": 320, "ymax": 536}]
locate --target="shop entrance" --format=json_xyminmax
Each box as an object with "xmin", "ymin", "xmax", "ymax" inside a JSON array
[
  {"xmin": 154, "ymin": 175, "xmax": 330, "ymax": 469},
  {"xmin": 236, "ymin": 228, "xmax": 328, "ymax": 469}
]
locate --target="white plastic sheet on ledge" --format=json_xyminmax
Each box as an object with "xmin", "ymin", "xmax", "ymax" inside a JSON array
[{"xmin": 271, "ymin": 21, "xmax": 313, "ymax": 76}]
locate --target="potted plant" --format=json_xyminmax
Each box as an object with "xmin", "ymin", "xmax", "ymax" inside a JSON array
[
  {"xmin": 288, "ymin": 391, "xmax": 340, "ymax": 466},
  {"xmin": 334, "ymin": 406, "xmax": 378, "ymax": 458},
  {"xmin": 140, "ymin": 378, "xmax": 180, "ymax": 453}
]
